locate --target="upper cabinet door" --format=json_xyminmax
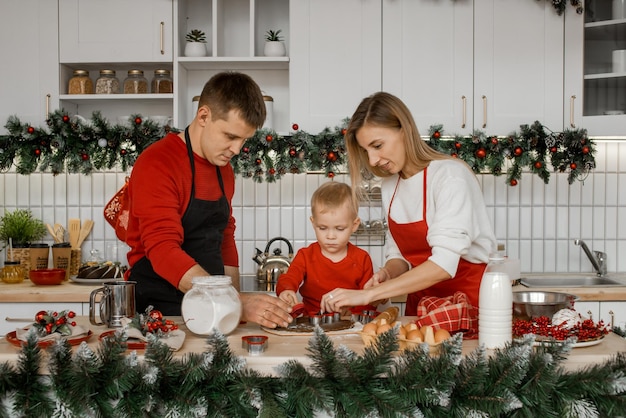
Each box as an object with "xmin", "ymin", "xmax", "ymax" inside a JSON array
[
  {"xmin": 474, "ymin": 0, "xmax": 564, "ymax": 135},
  {"xmin": 59, "ymin": 0, "xmax": 173, "ymax": 63},
  {"xmin": 382, "ymin": 0, "xmax": 473, "ymax": 136},
  {"xmin": 289, "ymin": 0, "xmax": 382, "ymax": 133}
]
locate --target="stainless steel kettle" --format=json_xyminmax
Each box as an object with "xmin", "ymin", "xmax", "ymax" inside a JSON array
[{"xmin": 252, "ymin": 237, "xmax": 294, "ymax": 287}]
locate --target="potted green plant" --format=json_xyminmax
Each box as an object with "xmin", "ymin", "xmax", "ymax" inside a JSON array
[
  {"xmin": 184, "ymin": 29, "xmax": 208, "ymax": 57},
  {"xmin": 264, "ymin": 29, "xmax": 286, "ymax": 57},
  {"xmin": 0, "ymin": 209, "xmax": 47, "ymax": 269}
]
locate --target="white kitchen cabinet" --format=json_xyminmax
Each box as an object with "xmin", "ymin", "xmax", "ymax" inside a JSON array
[
  {"xmin": 0, "ymin": 302, "xmax": 83, "ymax": 336},
  {"xmin": 384, "ymin": 0, "xmax": 563, "ymax": 136},
  {"xmin": 289, "ymin": 0, "xmax": 381, "ymax": 134},
  {"xmin": 564, "ymin": 2, "xmax": 626, "ymax": 136},
  {"xmin": 0, "ymin": 0, "xmax": 59, "ymax": 133},
  {"xmin": 59, "ymin": 0, "xmax": 173, "ymax": 63}
]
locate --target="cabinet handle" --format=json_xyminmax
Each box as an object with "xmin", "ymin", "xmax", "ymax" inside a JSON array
[
  {"xmin": 569, "ymin": 95, "xmax": 576, "ymax": 128},
  {"xmin": 5, "ymin": 317, "xmax": 32, "ymax": 322},
  {"xmin": 160, "ymin": 21, "xmax": 165, "ymax": 55},
  {"xmin": 45, "ymin": 93, "xmax": 51, "ymax": 120},
  {"xmin": 482, "ymin": 95, "xmax": 487, "ymax": 128},
  {"xmin": 609, "ymin": 310, "xmax": 614, "ymax": 328},
  {"xmin": 461, "ymin": 95, "xmax": 466, "ymax": 128}
]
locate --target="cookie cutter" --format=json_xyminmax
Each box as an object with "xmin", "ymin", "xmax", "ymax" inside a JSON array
[{"xmin": 241, "ymin": 335, "xmax": 268, "ymax": 355}]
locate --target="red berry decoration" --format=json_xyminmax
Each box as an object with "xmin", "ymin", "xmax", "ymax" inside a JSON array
[
  {"xmin": 243, "ymin": 147, "xmax": 250, "ymax": 153},
  {"xmin": 35, "ymin": 311, "xmax": 47, "ymax": 324},
  {"xmin": 67, "ymin": 311, "xmax": 76, "ymax": 318},
  {"xmin": 81, "ymin": 153, "xmax": 89, "ymax": 161},
  {"xmin": 490, "ymin": 137, "xmax": 498, "ymax": 145},
  {"xmin": 328, "ymin": 171, "xmax": 335, "ymax": 178},
  {"xmin": 510, "ymin": 179, "xmax": 518, "ymax": 186},
  {"xmin": 134, "ymin": 117, "xmax": 142, "ymax": 125},
  {"xmin": 327, "ymin": 151, "xmax": 337, "ymax": 162},
  {"xmin": 550, "ymin": 146, "xmax": 558, "ymax": 153},
  {"xmin": 292, "ymin": 123, "xmax": 299, "ymax": 131},
  {"xmin": 269, "ymin": 168, "xmax": 276, "ymax": 175},
  {"xmin": 265, "ymin": 135, "xmax": 273, "ymax": 142},
  {"xmin": 534, "ymin": 161, "xmax": 543, "ymax": 169},
  {"xmin": 475, "ymin": 148, "xmax": 486, "ymax": 159},
  {"xmin": 570, "ymin": 162, "xmax": 577, "ymax": 170},
  {"xmin": 341, "ymin": 128, "xmax": 347, "ymax": 135},
  {"xmin": 451, "ymin": 153, "xmax": 458, "ymax": 158},
  {"xmin": 582, "ymin": 145, "xmax": 590, "ymax": 154},
  {"xmin": 149, "ymin": 310, "xmax": 163, "ymax": 320},
  {"xmin": 255, "ymin": 158, "xmax": 262, "ymax": 165},
  {"xmin": 27, "ymin": 126, "xmax": 35, "ymax": 134},
  {"xmin": 62, "ymin": 115, "xmax": 70, "ymax": 123},
  {"xmin": 514, "ymin": 147, "xmax": 523, "ymax": 156},
  {"xmin": 289, "ymin": 148, "xmax": 297, "ymax": 157},
  {"xmin": 454, "ymin": 142, "xmax": 462, "ymax": 150},
  {"xmin": 120, "ymin": 149, "xmax": 127, "ymax": 156},
  {"xmin": 433, "ymin": 131, "xmax": 441, "ymax": 139},
  {"xmin": 34, "ymin": 149, "xmax": 41, "ymax": 156}
]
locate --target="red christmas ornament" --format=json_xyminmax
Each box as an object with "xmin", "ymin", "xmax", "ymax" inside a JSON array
[
  {"xmin": 514, "ymin": 147, "xmax": 523, "ymax": 156},
  {"xmin": 582, "ymin": 145, "xmax": 590, "ymax": 154},
  {"xmin": 490, "ymin": 137, "xmax": 498, "ymax": 145},
  {"xmin": 289, "ymin": 148, "xmax": 297, "ymax": 157},
  {"xmin": 475, "ymin": 148, "xmax": 486, "ymax": 159},
  {"xmin": 341, "ymin": 128, "xmax": 347, "ymax": 135},
  {"xmin": 255, "ymin": 158, "xmax": 262, "ymax": 165},
  {"xmin": 534, "ymin": 161, "xmax": 543, "ymax": 169},
  {"xmin": 454, "ymin": 142, "xmax": 462, "ymax": 150},
  {"xmin": 327, "ymin": 171, "xmax": 335, "ymax": 178},
  {"xmin": 120, "ymin": 149, "xmax": 127, "ymax": 156},
  {"xmin": 149, "ymin": 310, "xmax": 163, "ymax": 320},
  {"xmin": 292, "ymin": 123, "xmax": 299, "ymax": 131},
  {"xmin": 327, "ymin": 151, "xmax": 337, "ymax": 162},
  {"xmin": 62, "ymin": 115, "xmax": 70, "ymax": 123},
  {"xmin": 451, "ymin": 152, "xmax": 458, "ymax": 158},
  {"xmin": 570, "ymin": 162, "xmax": 578, "ymax": 170},
  {"xmin": 34, "ymin": 149, "xmax": 41, "ymax": 156},
  {"xmin": 269, "ymin": 168, "xmax": 276, "ymax": 175},
  {"xmin": 433, "ymin": 131, "xmax": 441, "ymax": 139},
  {"xmin": 134, "ymin": 117, "xmax": 142, "ymax": 125},
  {"xmin": 265, "ymin": 135, "xmax": 273, "ymax": 142},
  {"xmin": 67, "ymin": 311, "xmax": 76, "ymax": 318},
  {"xmin": 27, "ymin": 126, "xmax": 35, "ymax": 134},
  {"xmin": 510, "ymin": 179, "xmax": 518, "ymax": 186},
  {"xmin": 243, "ymin": 147, "xmax": 250, "ymax": 153},
  {"xmin": 35, "ymin": 311, "xmax": 47, "ymax": 324},
  {"xmin": 550, "ymin": 146, "xmax": 558, "ymax": 153},
  {"xmin": 81, "ymin": 153, "xmax": 89, "ymax": 161}
]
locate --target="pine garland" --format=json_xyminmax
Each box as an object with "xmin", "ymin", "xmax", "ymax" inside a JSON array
[
  {"xmin": 0, "ymin": 328, "xmax": 625, "ymax": 417},
  {"xmin": 0, "ymin": 112, "xmax": 595, "ymax": 186}
]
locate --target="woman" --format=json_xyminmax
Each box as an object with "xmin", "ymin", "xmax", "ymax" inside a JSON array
[{"xmin": 321, "ymin": 92, "xmax": 496, "ymax": 316}]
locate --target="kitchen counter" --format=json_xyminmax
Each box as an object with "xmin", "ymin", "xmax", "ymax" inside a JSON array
[{"xmin": 0, "ymin": 316, "xmax": 623, "ymax": 374}]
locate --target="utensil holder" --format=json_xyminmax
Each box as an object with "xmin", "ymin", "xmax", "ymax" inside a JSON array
[{"xmin": 70, "ymin": 249, "xmax": 81, "ymax": 276}]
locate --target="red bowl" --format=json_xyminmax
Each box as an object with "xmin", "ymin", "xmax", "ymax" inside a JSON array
[{"xmin": 29, "ymin": 268, "xmax": 65, "ymax": 285}]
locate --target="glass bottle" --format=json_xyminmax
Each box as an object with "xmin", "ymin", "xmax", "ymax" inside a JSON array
[
  {"xmin": 151, "ymin": 69, "xmax": 173, "ymax": 93},
  {"xmin": 478, "ymin": 253, "xmax": 512, "ymax": 349},
  {"xmin": 95, "ymin": 69, "xmax": 120, "ymax": 94},
  {"xmin": 181, "ymin": 275, "xmax": 242, "ymax": 335},
  {"xmin": 123, "ymin": 69, "xmax": 148, "ymax": 94},
  {"xmin": 68, "ymin": 69, "xmax": 93, "ymax": 94},
  {"xmin": 2, "ymin": 261, "xmax": 25, "ymax": 284}
]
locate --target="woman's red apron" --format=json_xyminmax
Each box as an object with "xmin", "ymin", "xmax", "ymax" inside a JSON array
[{"xmin": 387, "ymin": 167, "xmax": 486, "ymax": 316}]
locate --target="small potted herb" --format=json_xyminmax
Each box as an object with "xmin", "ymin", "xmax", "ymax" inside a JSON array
[
  {"xmin": 0, "ymin": 209, "xmax": 47, "ymax": 269},
  {"xmin": 264, "ymin": 29, "xmax": 286, "ymax": 57},
  {"xmin": 184, "ymin": 29, "xmax": 208, "ymax": 57}
]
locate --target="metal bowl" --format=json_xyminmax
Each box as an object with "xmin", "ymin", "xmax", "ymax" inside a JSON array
[{"xmin": 512, "ymin": 291, "xmax": 579, "ymax": 320}]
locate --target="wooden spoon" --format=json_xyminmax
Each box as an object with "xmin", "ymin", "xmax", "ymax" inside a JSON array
[
  {"xmin": 46, "ymin": 223, "xmax": 59, "ymax": 243},
  {"xmin": 76, "ymin": 219, "xmax": 94, "ymax": 248},
  {"xmin": 68, "ymin": 218, "xmax": 81, "ymax": 249}
]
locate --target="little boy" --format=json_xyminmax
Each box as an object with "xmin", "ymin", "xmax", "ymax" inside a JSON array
[{"xmin": 276, "ymin": 181, "xmax": 375, "ymax": 315}]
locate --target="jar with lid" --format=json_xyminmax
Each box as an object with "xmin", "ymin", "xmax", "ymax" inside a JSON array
[
  {"xmin": 151, "ymin": 69, "xmax": 173, "ymax": 93},
  {"xmin": 68, "ymin": 69, "xmax": 94, "ymax": 94},
  {"xmin": 123, "ymin": 69, "xmax": 148, "ymax": 94},
  {"xmin": 2, "ymin": 261, "xmax": 25, "ymax": 284},
  {"xmin": 95, "ymin": 69, "xmax": 120, "ymax": 94},
  {"xmin": 181, "ymin": 275, "xmax": 241, "ymax": 335}
]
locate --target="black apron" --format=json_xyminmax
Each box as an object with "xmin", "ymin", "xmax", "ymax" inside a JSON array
[{"xmin": 130, "ymin": 127, "xmax": 230, "ymax": 316}]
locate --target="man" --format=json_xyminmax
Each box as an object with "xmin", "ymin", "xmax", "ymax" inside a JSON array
[{"xmin": 126, "ymin": 71, "xmax": 292, "ymax": 328}]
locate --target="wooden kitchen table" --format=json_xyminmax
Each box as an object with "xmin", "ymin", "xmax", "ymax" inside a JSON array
[{"xmin": 0, "ymin": 316, "xmax": 624, "ymax": 375}]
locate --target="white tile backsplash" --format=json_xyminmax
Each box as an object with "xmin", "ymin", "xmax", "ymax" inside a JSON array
[{"xmin": 3, "ymin": 140, "xmax": 626, "ymax": 278}]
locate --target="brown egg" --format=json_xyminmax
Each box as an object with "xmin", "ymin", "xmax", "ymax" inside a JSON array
[
  {"xmin": 362, "ymin": 322, "xmax": 378, "ymax": 336},
  {"xmin": 406, "ymin": 329, "xmax": 423, "ymax": 342},
  {"xmin": 435, "ymin": 328, "xmax": 451, "ymax": 343},
  {"xmin": 376, "ymin": 323, "xmax": 392, "ymax": 335}
]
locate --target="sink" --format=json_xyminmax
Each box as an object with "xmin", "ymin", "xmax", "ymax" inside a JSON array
[{"xmin": 520, "ymin": 276, "xmax": 625, "ymax": 288}]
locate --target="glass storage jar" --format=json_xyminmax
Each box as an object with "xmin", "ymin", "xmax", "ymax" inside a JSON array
[
  {"xmin": 68, "ymin": 69, "xmax": 93, "ymax": 94},
  {"xmin": 181, "ymin": 275, "xmax": 241, "ymax": 335},
  {"xmin": 123, "ymin": 69, "xmax": 148, "ymax": 94},
  {"xmin": 2, "ymin": 261, "xmax": 25, "ymax": 284},
  {"xmin": 95, "ymin": 69, "xmax": 120, "ymax": 94},
  {"xmin": 151, "ymin": 69, "xmax": 173, "ymax": 93}
]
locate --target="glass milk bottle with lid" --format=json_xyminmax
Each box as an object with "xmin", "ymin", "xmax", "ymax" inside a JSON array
[
  {"xmin": 181, "ymin": 275, "xmax": 242, "ymax": 335},
  {"xmin": 478, "ymin": 253, "xmax": 513, "ymax": 349}
]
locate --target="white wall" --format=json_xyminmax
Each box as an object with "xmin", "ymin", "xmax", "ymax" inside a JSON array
[{"xmin": 1, "ymin": 140, "xmax": 625, "ymax": 281}]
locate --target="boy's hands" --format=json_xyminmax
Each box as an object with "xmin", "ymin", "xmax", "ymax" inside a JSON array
[{"xmin": 278, "ymin": 290, "xmax": 299, "ymax": 306}]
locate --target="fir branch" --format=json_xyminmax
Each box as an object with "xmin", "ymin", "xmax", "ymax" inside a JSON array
[{"xmin": 12, "ymin": 332, "xmax": 54, "ymax": 417}]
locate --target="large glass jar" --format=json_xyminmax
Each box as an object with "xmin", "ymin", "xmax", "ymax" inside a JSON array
[
  {"xmin": 181, "ymin": 276, "xmax": 241, "ymax": 335},
  {"xmin": 151, "ymin": 69, "xmax": 173, "ymax": 93},
  {"xmin": 95, "ymin": 69, "xmax": 120, "ymax": 94},
  {"xmin": 2, "ymin": 261, "xmax": 25, "ymax": 284},
  {"xmin": 123, "ymin": 69, "xmax": 148, "ymax": 94},
  {"xmin": 68, "ymin": 69, "xmax": 93, "ymax": 94}
]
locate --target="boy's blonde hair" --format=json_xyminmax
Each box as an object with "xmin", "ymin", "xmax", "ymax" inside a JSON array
[{"xmin": 311, "ymin": 182, "xmax": 358, "ymax": 219}]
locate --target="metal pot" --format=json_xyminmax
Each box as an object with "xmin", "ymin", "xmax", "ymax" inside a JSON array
[
  {"xmin": 512, "ymin": 291, "xmax": 579, "ymax": 320},
  {"xmin": 252, "ymin": 237, "xmax": 294, "ymax": 290}
]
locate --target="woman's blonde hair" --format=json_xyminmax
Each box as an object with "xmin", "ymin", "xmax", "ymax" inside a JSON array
[
  {"xmin": 344, "ymin": 92, "xmax": 450, "ymax": 196},
  {"xmin": 311, "ymin": 181, "xmax": 358, "ymax": 219}
]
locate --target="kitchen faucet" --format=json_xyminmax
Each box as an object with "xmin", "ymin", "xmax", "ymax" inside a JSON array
[{"xmin": 574, "ymin": 239, "xmax": 607, "ymax": 276}]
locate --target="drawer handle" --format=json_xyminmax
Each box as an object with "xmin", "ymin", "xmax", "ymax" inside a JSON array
[
  {"xmin": 482, "ymin": 95, "xmax": 487, "ymax": 128},
  {"xmin": 569, "ymin": 95, "xmax": 576, "ymax": 128},
  {"xmin": 160, "ymin": 21, "xmax": 165, "ymax": 55},
  {"xmin": 45, "ymin": 93, "xmax": 51, "ymax": 120},
  {"xmin": 461, "ymin": 95, "xmax": 466, "ymax": 129},
  {"xmin": 5, "ymin": 317, "xmax": 32, "ymax": 322}
]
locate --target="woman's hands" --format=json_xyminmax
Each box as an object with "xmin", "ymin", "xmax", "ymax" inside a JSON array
[{"xmin": 240, "ymin": 293, "xmax": 293, "ymax": 329}]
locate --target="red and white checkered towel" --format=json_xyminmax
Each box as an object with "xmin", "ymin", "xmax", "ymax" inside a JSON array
[{"xmin": 414, "ymin": 291, "xmax": 478, "ymax": 339}]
